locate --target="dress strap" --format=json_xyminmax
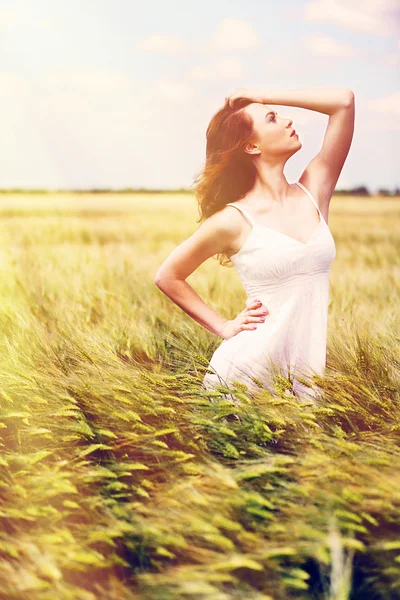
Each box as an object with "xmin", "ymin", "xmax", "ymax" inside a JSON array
[
  {"xmin": 225, "ymin": 202, "xmax": 256, "ymax": 228},
  {"xmin": 295, "ymin": 181, "xmax": 321, "ymax": 215}
]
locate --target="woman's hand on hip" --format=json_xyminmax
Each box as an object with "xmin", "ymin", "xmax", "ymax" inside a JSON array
[{"xmin": 219, "ymin": 298, "xmax": 269, "ymax": 340}]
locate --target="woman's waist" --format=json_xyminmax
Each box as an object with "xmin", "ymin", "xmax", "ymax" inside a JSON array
[{"xmin": 244, "ymin": 268, "xmax": 330, "ymax": 296}]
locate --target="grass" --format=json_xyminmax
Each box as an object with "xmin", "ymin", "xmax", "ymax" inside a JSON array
[{"xmin": 0, "ymin": 192, "xmax": 399, "ymax": 599}]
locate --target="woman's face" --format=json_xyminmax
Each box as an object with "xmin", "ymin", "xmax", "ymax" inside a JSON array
[{"xmin": 242, "ymin": 102, "xmax": 301, "ymax": 158}]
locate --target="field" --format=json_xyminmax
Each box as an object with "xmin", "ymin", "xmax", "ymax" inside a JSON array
[{"xmin": 0, "ymin": 192, "xmax": 399, "ymax": 599}]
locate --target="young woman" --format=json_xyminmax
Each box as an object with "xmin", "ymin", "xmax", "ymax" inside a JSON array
[{"xmin": 154, "ymin": 88, "xmax": 355, "ymax": 401}]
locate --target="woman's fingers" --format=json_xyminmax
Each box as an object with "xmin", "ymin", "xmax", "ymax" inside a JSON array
[
  {"xmin": 226, "ymin": 88, "xmax": 263, "ymax": 108},
  {"xmin": 246, "ymin": 297, "xmax": 261, "ymax": 307},
  {"xmin": 244, "ymin": 298, "xmax": 268, "ymax": 316},
  {"xmin": 225, "ymin": 87, "xmax": 248, "ymax": 107},
  {"xmin": 244, "ymin": 315, "xmax": 266, "ymax": 323}
]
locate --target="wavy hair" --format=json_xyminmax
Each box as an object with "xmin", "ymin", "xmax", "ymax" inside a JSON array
[{"xmin": 192, "ymin": 98, "xmax": 259, "ymax": 267}]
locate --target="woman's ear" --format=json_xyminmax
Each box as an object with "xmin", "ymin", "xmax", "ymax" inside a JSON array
[{"xmin": 244, "ymin": 143, "xmax": 261, "ymax": 155}]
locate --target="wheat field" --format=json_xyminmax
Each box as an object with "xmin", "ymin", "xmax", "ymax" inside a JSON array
[{"xmin": 0, "ymin": 192, "xmax": 399, "ymax": 599}]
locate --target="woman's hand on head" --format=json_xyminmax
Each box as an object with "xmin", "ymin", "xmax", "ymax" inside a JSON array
[{"xmin": 225, "ymin": 88, "xmax": 264, "ymax": 108}]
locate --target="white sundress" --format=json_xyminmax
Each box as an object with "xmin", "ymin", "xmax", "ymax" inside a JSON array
[{"xmin": 201, "ymin": 181, "xmax": 337, "ymax": 402}]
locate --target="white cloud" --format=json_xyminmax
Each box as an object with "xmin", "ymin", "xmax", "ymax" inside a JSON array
[
  {"xmin": 208, "ymin": 18, "xmax": 261, "ymax": 51},
  {"xmin": 381, "ymin": 52, "xmax": 400, "ymax": 67},
  {"xmin": 188, "ymin": 58, "xmax": 245, "ymax": 81},
  {"xmin": 0, "ymin": 72, "xmax": 67, "ymax": 187},
  {"xmin": 367, "ymin": 91, "xmax": 400, "ymax": 115},
  {"xmin": 0, "ymin": 67, "xmax": 201, "ymax": 187},
  {"xmin": 0, "ymin": 8, "xmax": 18, "ymax": 29},
  {"xmin": 0, "ymin": 7, "xmax": 51, "ymax": 31},
  {"xmin": 42, "ymin": 67, "xmax": 135, "ymax": 93},
  {"xmin": 152, "ymin": 79, "xmax": 194, "ymax": 103},
  {"xmin": 34, "ymin": 68, "xmax": 195, "ymax": 128},
  {"xmin": 303, "ymin": 34, "xmax": 360, "ymax": 57},
  {"xmin": 135, "ymin": 33, "xmax": 188, "ymax": 54},
  {"xmin": 304, "ymin": 0, "xmax": 400, "ymax": 37}
]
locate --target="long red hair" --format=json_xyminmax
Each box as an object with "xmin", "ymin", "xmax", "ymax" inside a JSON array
[{"xmin": 192, "ymin": 98, "xmax": 258, "ymax": 267}]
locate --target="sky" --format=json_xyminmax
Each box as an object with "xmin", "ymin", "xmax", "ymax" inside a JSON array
[{"xmin": 0, "ymin": 0, "xmax": 399, "ymax": 192}]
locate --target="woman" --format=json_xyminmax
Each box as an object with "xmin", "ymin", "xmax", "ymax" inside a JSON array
[{"xmin": 154, "ymin": 87, "xmax": 355, "ymax": 401}]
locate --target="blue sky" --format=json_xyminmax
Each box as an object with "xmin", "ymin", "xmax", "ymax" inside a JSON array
[{"xmin": 1, "ymin": 0, "xmax": 399, "ymax": 191}]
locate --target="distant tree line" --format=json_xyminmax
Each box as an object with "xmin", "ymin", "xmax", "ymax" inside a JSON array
[
  {"xmin": 334, "ymin": 186, "xmax": 400, "ymax": 197},
  {"xmin": 0, "ymin": 186, "xmax": 399, "ymax": 196}
]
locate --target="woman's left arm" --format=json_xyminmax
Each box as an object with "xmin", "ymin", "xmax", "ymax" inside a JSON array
[{"xmin": 297, "ymin": 90, "xmax": 355, "ymax": 210}]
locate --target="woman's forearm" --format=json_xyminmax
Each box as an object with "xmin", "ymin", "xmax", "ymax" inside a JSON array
[
  {"xmin": 259, "ymin": 88, "xmax": 353, "ymax": 116},
  {"xmin": 156, "ymin": 278, "xmax": 227, "ymax": 338}
]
